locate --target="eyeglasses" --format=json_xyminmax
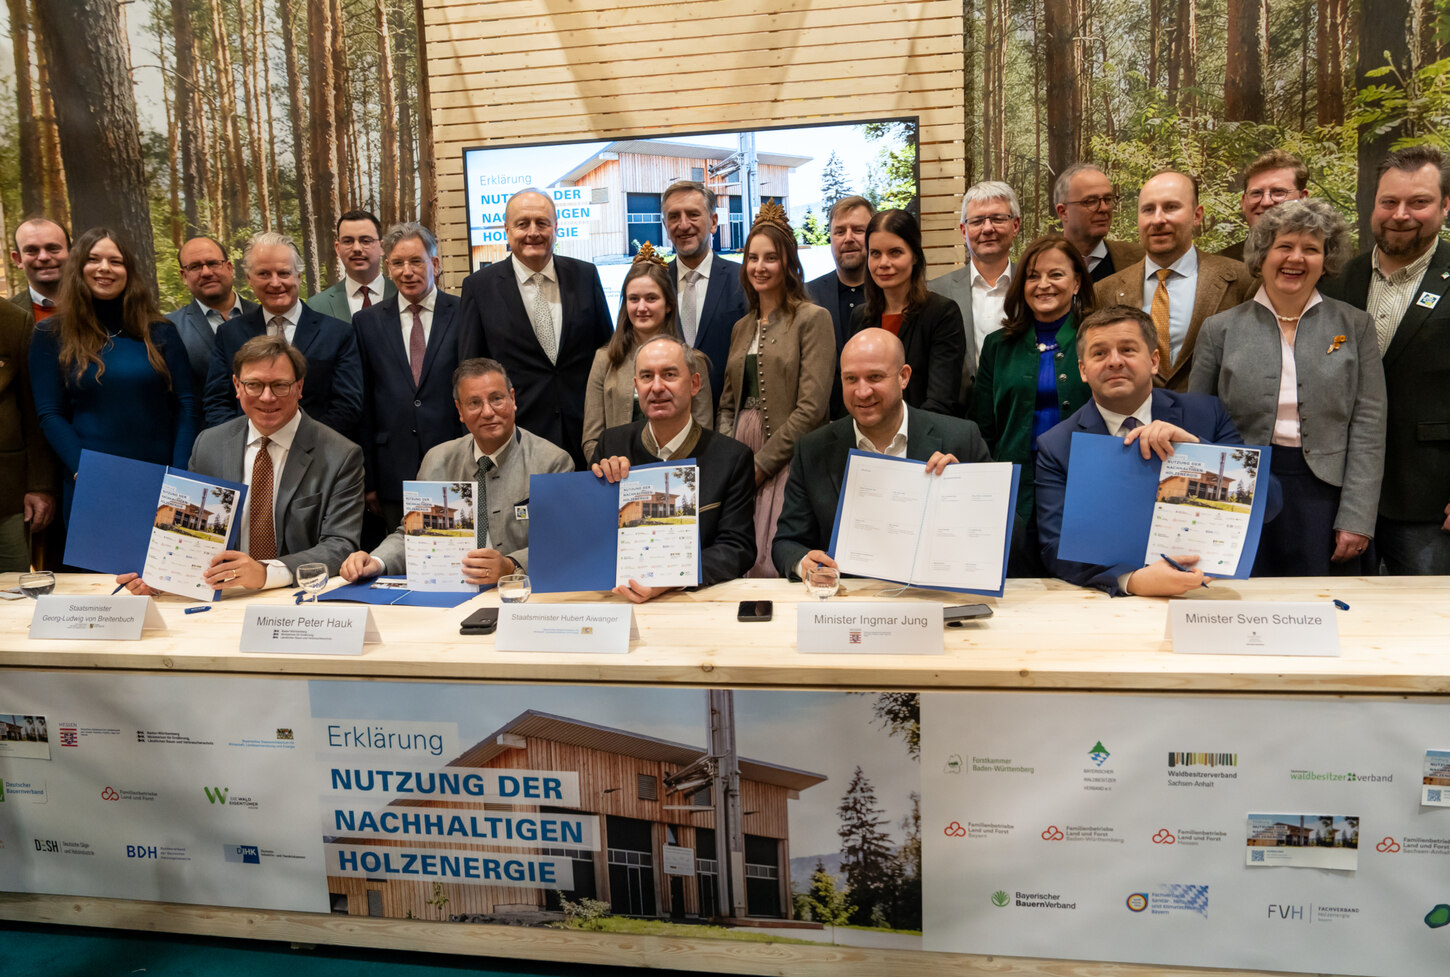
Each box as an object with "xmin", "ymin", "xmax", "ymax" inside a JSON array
[
  {"xmin": 965, "ymin": 214, "xmax": 1016, "ymax": 228},
  {"xmin": 1064, "ymin": 193, "xmax": 1119, "ymax": 211},
  {"xmin": 1244, "ymin": 187, "xmax": 1297, "ymax": 204},
  {"xmin": 387, "ymin": 257, "xmax": 431, "ymax": 272},
  {"xmin": 181, "ymin": 259, "xmax": 228, "ymax": 274},
  {"xmin": 238, "ymin": 379, "xmax": 299, "ymax": 397},
  {"xmin": 459, "ymin": 395, "xmax": 511, "ymax": 412}
]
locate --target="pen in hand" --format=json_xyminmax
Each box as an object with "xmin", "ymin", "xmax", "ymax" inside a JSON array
[
  {"xmin": 111, "ymin": 582, "xmax": 127, "ymax": 595},
  {"xmin": 1159, "ymin": 553, "xmax": 1209, "ymax": 588}
]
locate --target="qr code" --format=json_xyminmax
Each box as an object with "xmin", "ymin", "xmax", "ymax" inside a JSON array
[
  {"xmin": 1430, "ymin": 789, "xmax": 1443, "ymax": 802},
  {"xmin": 1252, "ymin": 849, "xmax": 1265, "ymax": 862}
]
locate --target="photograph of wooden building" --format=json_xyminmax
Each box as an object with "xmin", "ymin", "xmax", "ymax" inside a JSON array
[
  {"xmin": 154, "ymin": 501, "xmax": 217, "ymax": 533},
  {"xmin": 326, "ymin": 710, "xmax": 826, "ymax": 922},
  {"xmin": 403, "ymin": 503, "xmax": 460, "ymax": 534},
  {"xmin": 1157, "ymin": 470, "xmax": 1235, "ymax": 504},
  {"xmin": 618, "ymin": 491, "xmax": 679, "ymax": 528}
]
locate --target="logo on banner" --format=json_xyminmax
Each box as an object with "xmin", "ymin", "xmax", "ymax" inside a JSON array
[
  {"xmin": 59, "ymin": 724, "xmax": 78, "ymax": 747},
  {"xmin": 991, "ymin": 890, "xmax": 1010, "ymax": 907},
  {"xmin": 849, "ymin": 629, "xmax": 862, "ymax": 644},
  {"xmin": 944, "ymin": 754, "xmax": 963, "ymax": 774},
  {"xmin": 1377, "ymin": 837, "xmax": 1401, "ymax": 853},
  {"xmin": 126, "ymin": 845, "xmax": 159, "ymax": 859},
  {"xmin": 1088, "ymin": 741, "xmax": 1110, "ymax": 766},
  {"xmin": 944, "ymin": 821, "xmax": 967, "ymax": 838},
  {"xmin": 1427, "ymin": 904, "xmax": 1450, "ymax": 929},
  {"xmin": 100, "ymin": 786, "xmax": 119, "ymax": 801},
  {"xmin": 203, "ymin": 786, "xmax": 229, "ymax": 805},
  {"xmin": 224, "ymin": 844, "xmax": 261, "ymax": 864},
  {"xmin": 276, "ymin": 728, "xmax": 293, "ymax": 740},
  {"xmin": 1126, "ymin": 893, "xmax": 1148, "ymax": 912},
  {"xmin": 1289, "ymin": 768, "xmax": 1393, "ymax": 784},
  {"xmin": 1149, "ymin": 883, "xmax": 1209, "ymax": 917},
  {"xmin": 1041, "ymin": 825, "xmax": 1065, "ymax": 841},
  {"xmin": 1153, "ymin": 829, "xmax": 1176, "ymax": 844}
]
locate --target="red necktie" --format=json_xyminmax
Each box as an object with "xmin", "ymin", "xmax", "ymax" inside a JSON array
[
  {"xmin": 249, "ymin": 437, "xmax": 277, "ymax": 561},
  {"xmin": 409, "ymin": 304, "xmax": 425, "ymax": 386},
  {"xmin": 359, "ymin": 285, "xmax": 372, "ymax": 309}
]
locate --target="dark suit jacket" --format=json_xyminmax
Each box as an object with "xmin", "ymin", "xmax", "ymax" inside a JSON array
[
  {"xmin": 771, "ymin": 406, "xmax": 992, "ymax": 577},
  {"xmin": 1321, "ymin": 239, "xmax": 1450, "ymax": 521},
  {"xmin": 1089, "ymin": 239, "xmax": 1147, "ymax": 283},
  {"xmin": 0, "ymin": 299, "xmax": 57, "ymax": 518},
  {"xmin": 455, "ymin": 254, "xmax": 613, "ymax": 470},
  {"xmin": 166, "ymin": 296, "xmax": 258, "ymax": 421},
  {"xmin": 594, "ymin": 421, "xmax": 756, "ymax": 586},
  {"xmin": 203, "ymin": 304, "xmax": 363, "ymax": 439},
  {"xmin": 670, "ymin": 255, "xmax": 748, "ymax": 409},
  {"xmin": 354, "ymin": 290, "xmax": 464, "ymax": 502},
  {"xmin": 848, "ymin": 291, "xmax": 967, "ymax": 416},
  {"xmin": 187, "ymin": 410, "xmax": 365, "ymax": 576},
  {"xmin": 1035, "ymin": 388, "xmax": 1280, "ymax": 594},
  {"xmin": 806, "ymin": 271, "xmax": 857, "ymax": 419},
  {"xmin": 1216, "ymin": 239, "xmax": 1246, "ymax": 263}
]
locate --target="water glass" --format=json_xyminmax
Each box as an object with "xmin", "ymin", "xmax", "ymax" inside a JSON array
[
  {"xmin": 498, "ymin": 572, "xmax": 531, "ymax": 603},
  {"xmin": 296, "ymin": 563, "xmax": 328, "ymax": 602},
  {"xmin": 19, "ymin": 571, "xmax": 55, "ymax": 599},
  {"xmin": 805, "ymin": 564, "xmax": 839, "ymax": 600}
]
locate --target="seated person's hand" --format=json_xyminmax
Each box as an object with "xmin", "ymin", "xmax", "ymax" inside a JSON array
[
  {"xmin": 114, "ymin": 572, "xmax": 160, "ymax": 597},
  {"xmin": 591, "ymin": 456, "xmax": 631, "ymax": 483},
  {"xmin": 1125, "ymin": 554, "xmax": 1206, "ymax": 596},
  {"xmin": 1123, "ymin": 420, "xmax": 1199, "ymax": 461},
  {"xmin": 798, "ymin": 549, "xmax": 839, "ymax": 581},
  {"xmin": 462, "ymin": 548, "xmax": 514, "ymax": 586},
  {"xmin": 341, "ymin": 550, "xmax": 383, "ymax": 581},
  {"xmin": 204, "ymin": 551, "xmax": 268, "ymax": 590},
  {"xmin": 924, "ymin": 451, "xmax": 959, "ymax": 475},
  {"xmin": 613, "ymin": 579, "xmax": 675, "ymax": 604}
]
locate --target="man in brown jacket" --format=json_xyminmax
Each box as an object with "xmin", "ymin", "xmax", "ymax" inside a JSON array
[
  {"xmin": 1094, "ymin": 170, "xmax": 1253, "ymax": 391},
  {"xmin": 0, "ymin": 300, "xmax": 57, "ymax": 572}
]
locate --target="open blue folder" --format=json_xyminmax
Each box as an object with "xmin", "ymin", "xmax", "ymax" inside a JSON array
[
  {"xmin": 825, "ymin": 450, "xmax": 1020, "ymax": 597},
  {"xmin": 66, "ymin": 449, "xmax": 247, "ymax": 601},
  {"xmin": 319, "ymin": 578, "xmax": 479, "ymax": 608},
  {"xmin": 1057, "ymin": 432, "xmax": 1271, "ymax": 578},
  {"xmin": 527, "ymin": 461, "xmax": 702, "ymax": 594}
]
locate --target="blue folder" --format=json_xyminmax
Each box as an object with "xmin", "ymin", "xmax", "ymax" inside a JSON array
[
  {"xmin": 826, "ymin": 450, "xmax": 1021, "ymax": 597},
  {"xmin": 319, "ymin": 578, "xmax": 480, "ymax": 608},
  {"xmin": 66, "ymin": 449, "xmax": 247, "ymax": 601},
  {"xmin": 1057, "ymin": 433, "xmax": 1271, "ymax": 578}
]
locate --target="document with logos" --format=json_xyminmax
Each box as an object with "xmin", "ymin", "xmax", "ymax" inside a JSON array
[
  {"xmin": 400, "ymin": 481, "xmax": 480, "ymax": 592},
  {"xmin": 1423, "ymin": 750, "xmax": 1450, "ymax": 807},
  {"xmin": 615, "ymin": 464, "xmax": 699, "ymax": 588},
  {"xmin": 141, "ymin": 471, "xmax": 245, "ymax": 601},
  {"xmin": 1245, "ymin": 812, "xmax": 1360, "ymax": 870},
  {"xmin": 829, "ymin": 451, "xmax": 1019, "ymax": 596},
  {"xmin": 1146, "ymin": 442, "xmax": 1264, "ymax": 575}
]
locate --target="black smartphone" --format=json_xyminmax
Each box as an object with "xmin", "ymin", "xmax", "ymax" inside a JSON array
[
  {"xmin": 460, "ymin": 607, "xmax": 500, "ymax": 635},
  {"xmin": 944, "ymin": 603, "xmax": 993, "ymax": 627},
  {"xmin": 737, "ymin": 599, "xmax": 774, "ymax": 622}
]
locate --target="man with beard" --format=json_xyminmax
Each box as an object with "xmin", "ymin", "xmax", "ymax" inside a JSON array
[
  {"xmin": 1322, "ymin": 145, "xmax": 1450, "ymax": 573},
  {"xmin": 807, "ymin": 195, "xmax": 874, "ymax": 417}
]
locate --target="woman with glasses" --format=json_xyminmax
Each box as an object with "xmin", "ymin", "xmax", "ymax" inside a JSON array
[
  {"xmin": 30, "ymin": 228, "xmax": 197, "ymax": 520},
  {"xmin": 848, "ymin": 209, "xmax": 966, "ymax": 415}
]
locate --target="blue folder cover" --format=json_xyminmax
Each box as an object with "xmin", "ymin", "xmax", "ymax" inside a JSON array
[
  {"xmin": 825, "ymin": 450, "xmax": 1021, "ymax": 597},
  {"xmin": 66, "ymin": 450, "xmax": 247, "ymax": 600},
  {"xmin": 319, "ymin": 578, "xmax": 479, "ymax": 608},
  {"xmin": 1057, "ymin": 432, "xmax": 1271, "ymax": 578}
]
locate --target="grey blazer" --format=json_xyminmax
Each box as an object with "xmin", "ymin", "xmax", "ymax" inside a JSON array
[
  {"xmin": 1188, "ymin": 294, "xmax": 1387, "ymax": 537},
  {"xmin": 369, "ymin": 427, "xmax": 573, "ymax": 574},
  {"xmin": 580, "ymin": 345, "xmax": 714, "ymax": 461},
  {"xmin": 927, "ymin": 261, "xmax": 1014, "ymax": 405},
  {"xmin": 188, "ymin": 410, "xmax": 365, "ymax": 576},
  {"xmin": 306, "ymin": 277, "xmax": 397, "ymax": 321},
  {"xmin": 165, "ymin": 297, "xmax": 258, "ymax": 404}
]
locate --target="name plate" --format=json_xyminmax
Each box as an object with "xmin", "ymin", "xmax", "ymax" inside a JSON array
[
  {"xmin": 797, "ymin": 601, "xmax": 944, "ymax": 655},
  {"xmin": 240, "ymin": 605, "xmax": 381, "ymax": 655},
  {"xmin": 495, "ymin": 602, "xmax": 635, "ymax": 654},
  {"xmin": 1169, "ymin": 601, "xmax": 1340, "ymax": 657},
  {"xmin": 29, "ymin": 595, "xmax": 165, "ymax": 640}
]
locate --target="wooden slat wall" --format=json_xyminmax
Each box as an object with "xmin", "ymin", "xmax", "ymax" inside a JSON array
[{"xmin": 423, "ymin": 0, "xmax": 966, "ymax": 281}]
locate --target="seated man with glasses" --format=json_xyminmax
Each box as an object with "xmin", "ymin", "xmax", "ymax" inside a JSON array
[
  {"xmin": 1216, "ymin": 149, "xmax": 1310, "ymax": 262},
  {"xmin": 340, "ymin": 357, "xmax": 573, "ymax": 588},
  {"xmin": 117, "ymin": 335, "xmax": 365, "ymax": 594},
  {"xmin": 1052, "ymin": 163, "xmax": 1145, "ymax": 283}
]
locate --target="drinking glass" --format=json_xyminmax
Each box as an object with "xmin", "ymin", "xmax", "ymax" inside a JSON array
[
  {"xmin": 296, "ymin": 563, "xmax": 328, "ymax": 602},
  {"xmin": 19, "ymin": 571, "xmax": 55, "ymax": 599},
  {"xmin": 805, "ymin": 564, "xmax": 839, "ymax": 600},
  {"xmin": 498, "ymin": 572, "xmax": 531, "ymax": 603}
]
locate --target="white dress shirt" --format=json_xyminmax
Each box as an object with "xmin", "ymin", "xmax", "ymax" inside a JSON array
[
  {"xmin": 511, "ymin": 254, "xmax": 562, "ymax": 346},
  {"xmin": 239, "ymin": 410, "xmax": 302, "ymax": 590},
  {"xmin": 398, "ymin": 287, "xmax": 438, "ymax": 351},
  {"xmin": 28, "ymin": 286, "xmax": 55, "ymax": 309},
  {"xmin": 263, "ymin": 302, "xmax": 305, "ymax": 344},
  {"xmin": 1142, "ymin": 246, "xmax": 1200, "ymax": 364},
  {"xmin": 646, "ymin": 418, "xmax": 696, "ymax": 460},
  {"xmin": 676, "ymin": 249, "xmax": 714, "ymax": 291},
  {"xmin": 1085, "ymin": 239, "xmax": 1108, "ymax": 275},
  {"xmin": 345, "ymin": 273, "xmax": 388, "ymax": 317},
  {"xmin": 969, "ymin": 260, "xmax": 1013, "ymax": 358},
  {"xmin": 1095, "ymin": 396, "xmax": 1154, "ymax": 438}
]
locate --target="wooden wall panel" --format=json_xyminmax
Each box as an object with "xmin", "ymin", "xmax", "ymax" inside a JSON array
[{"xmin": 423, "ymin": 0, "xmax": 966, "ymax": 281}]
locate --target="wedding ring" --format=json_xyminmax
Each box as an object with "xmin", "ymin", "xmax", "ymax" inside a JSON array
[{"xmin": 227, "ymin": 572, "xmax": 237, "ymax": 581}]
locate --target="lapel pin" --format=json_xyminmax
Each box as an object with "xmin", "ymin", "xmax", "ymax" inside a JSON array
[
  {"xmin": 1415, "ymin": 291, "xmax": 1441, "ymax": 309},
  {"xmin": 1327, "ymin": 335, "xmax": 1347, "ymax": 354}
]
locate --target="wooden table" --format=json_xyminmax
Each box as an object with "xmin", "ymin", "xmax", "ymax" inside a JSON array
[{"xmin": 3, "ymin": 573, "xmax": 1447, "ymax": 977}]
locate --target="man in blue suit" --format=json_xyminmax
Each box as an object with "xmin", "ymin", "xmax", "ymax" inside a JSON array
[
  {"xmin": 166, "ymin": 236, "xmax": 257, "ymax": 414},
  {"xmin": 662, "ymin": 181, "xmax": 748, "ymax": 409},
  {"xmin": 204, "ymin": 232, "xmax": 363, "ymax": 439},
  {"xmin": 353, "ymin": 222, "xmax": 462, "ymax": 531},
  {"xmin": 1036, "ymin": 305, "xmax": 1279, "ymax": 596}
]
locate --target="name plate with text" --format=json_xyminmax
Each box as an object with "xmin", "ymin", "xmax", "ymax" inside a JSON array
[
  {"xmin": 240, "ymin": 605, "xmax": 381, "ymax": 655},
  {"xmin": 1169, "ymin": 601, "xmax": 1340, "ymax": 657},
  {"xmin": 797, "ymin": 601, "xmax": 944, "ymax": 655},
  {"xmin": 496, "ymin": 603, "xmax": 635, "ymax": 654},
  {"xmin": 29, "ymin": 595, "xmax": 165, "ymax": 640}
]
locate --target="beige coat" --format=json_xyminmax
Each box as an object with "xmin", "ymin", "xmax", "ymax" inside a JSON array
[
  {"xmin": 716, "ymin": 301, "xmax": 834, "ymax": 477},
  {"xmin": 580, "ymin": 345, "xmax": 715, "ymax": 462}
]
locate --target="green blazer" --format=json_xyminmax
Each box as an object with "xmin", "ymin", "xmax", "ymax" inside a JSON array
[{"xmin": 971, "ymin": 316, "xmax": 1091, "ymax": 519}]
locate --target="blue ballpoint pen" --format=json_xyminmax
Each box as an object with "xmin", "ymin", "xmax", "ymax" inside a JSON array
[{"xmin": 1159, "ymin": 554, "xmax": 1209, "ymax": 588}]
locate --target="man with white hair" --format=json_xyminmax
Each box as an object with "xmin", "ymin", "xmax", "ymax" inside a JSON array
[{"xmin": 928, "ymin": 180, "xmax": 1022, "ymax": 404}]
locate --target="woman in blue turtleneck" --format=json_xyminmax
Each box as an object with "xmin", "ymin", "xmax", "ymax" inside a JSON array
[
  {"xmin": 29, "ymin": 228, "xmax": 197, "ymax": 520},
  {"xmin": 971, "ymin": 234, "xmax": 1095, "ymax": 528}
]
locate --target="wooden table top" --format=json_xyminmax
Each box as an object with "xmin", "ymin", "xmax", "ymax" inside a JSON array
[{"xmin": 1, "ymin": 573, "xmax": 1446, "ymax": 693}]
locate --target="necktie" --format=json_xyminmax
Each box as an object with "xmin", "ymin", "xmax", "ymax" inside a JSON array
[
  {"xmin": 359, "ymin": 285, "xmax": 372, "ymax": 309},
  {"xmin": 248, "ymin": 437, "xmax": 277, "ymax": 561},
  {"xmin": 1150, "ymin": 268, "xmax": 1173, "ymax": 371},
  {"xmin": 475, "ymin": 455, "xmax": 494, "ymax": 550},
  {"xmin": 681, "ymin": 270, "xmax": 701, "ymax": 345},
  {"xmin": 269, "ymin": 315, "xmax": 287, "ymax": 340},
  {"xmin": 408, "ymin": 304, "xmax": 425, "ymax": 386},
  {"xmin": 527, "ymin": 272, "xmax": 557, "ymax": 363},
  {"xmin": 1120, "ymin": 416, "xmax": 1143, "ymax": 433}
]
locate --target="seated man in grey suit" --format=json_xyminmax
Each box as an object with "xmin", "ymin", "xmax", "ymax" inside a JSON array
[
  {"xmin": 340, "ymin": 357, "xmax": 574, "ymax": 587},
  {"xmin": 166, "ymin": 236, "xmax": 257, "ymax": 409},
  {"xmin": 590, "ymin": 336, "xmax": 756, "ymax": 602},
  {"xmin": 772, "ymin": 329, "xmax": 992, "ymax": 580},
  {"xmin": 117, "ymin": 336, "xmax": 365, "ymax": 594}
]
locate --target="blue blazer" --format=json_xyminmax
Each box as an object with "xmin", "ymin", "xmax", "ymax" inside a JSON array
[
  {"xmin": 166, "ymin": 297, "xmax": 257, "ymax": 422},
  {"xmin": 203, "ymin": 304, "xmax": 363, "ymax": 439},
  {"xmin": 1034, "ymin": 388, "xmax": 1281, "ymax": 594},
  {"xmin": 353, "ymin": 290, "xmax": 464, "ymax": 502},
  {"xmin": 670, "ymin": 255, "xmax": 748, "ymax": 410}
]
